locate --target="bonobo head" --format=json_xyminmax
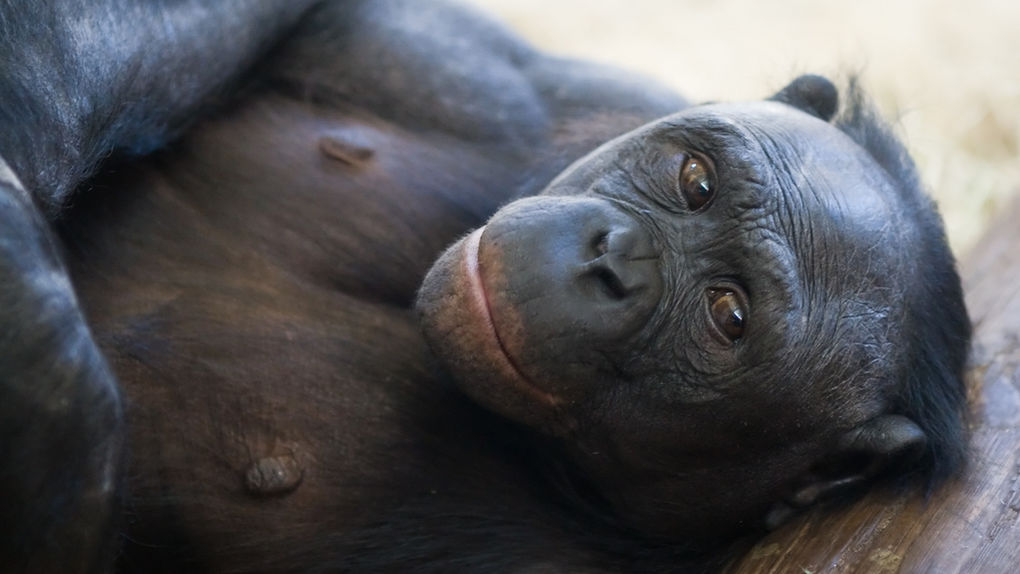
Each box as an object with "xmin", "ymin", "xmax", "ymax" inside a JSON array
[{"xmin": 416, "ymin": 75, "xmax": 969, "ymax": 544}]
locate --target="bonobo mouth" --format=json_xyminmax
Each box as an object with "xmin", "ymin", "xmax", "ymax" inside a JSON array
[{"xmin": 462, "ymin": 227, "xmax": 559, "ymax": 408}]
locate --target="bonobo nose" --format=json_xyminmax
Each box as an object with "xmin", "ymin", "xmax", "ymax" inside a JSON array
[
  {"xmin": 478, "ymin": 196, "xmax": 662, "ymax": 345},
  {"xmin": 581, "ymin": 224, "xmax": 655, "ymax": 301}
]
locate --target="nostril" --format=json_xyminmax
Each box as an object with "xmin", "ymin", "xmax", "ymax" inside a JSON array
[
  {"xmin": 594, "ymin": 266, "xmax": 628, "ymax": 300},
  {"xmin": 592, "ymin": 231, "xmax": 610, "ymax": 257},
  {"xmin": 583, "ymin": 228, "xmax": 650, "ymax": 301},
  {"xmin": 578, "ymin": 220, "xmax": 656, "ymax": 303}
]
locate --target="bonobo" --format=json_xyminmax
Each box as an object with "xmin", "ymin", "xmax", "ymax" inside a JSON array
[{"xmin": 0, "ymin": 0, "xmax": 968, "ymax": 572}]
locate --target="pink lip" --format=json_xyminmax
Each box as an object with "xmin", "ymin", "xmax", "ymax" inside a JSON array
[
  {"xmin": 462, "ymin": 227, "xmax": 558, "ymax": 407},
  {"xmin": 463, "ymin": 227, "xmax": 493, "ymax": 335}
]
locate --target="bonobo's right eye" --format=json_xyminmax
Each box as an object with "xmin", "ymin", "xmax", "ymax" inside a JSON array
[
  {"xmin": 678, "ymin": 153, "xmax": 716, "ymax": 211},
  {"xmin": 706, "ymin": 287, "xmax": 747, "ymax": 343}
]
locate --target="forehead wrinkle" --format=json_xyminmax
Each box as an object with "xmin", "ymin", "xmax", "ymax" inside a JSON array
[
  {"xmin": 741, "ymin": 118, "xmax": 901, "ymax": 406},
  {"xmin": 739, "ymin": 124, "xmax": 818, "ymax": 288},
  {"xmin": 754, "ymin": 124, "xmax": 899, "ymax": 305},
  {"xmin": 739, "ymin": 121, "xmax": 872, "ymax": 380}
]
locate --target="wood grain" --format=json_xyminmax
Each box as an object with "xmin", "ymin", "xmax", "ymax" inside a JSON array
[{"xmin": 726, "ymin": 197, "xmax": 1020, "ymax": 573}]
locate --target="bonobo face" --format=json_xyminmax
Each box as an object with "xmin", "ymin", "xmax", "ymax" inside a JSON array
[{"xmin": 417, "ymin": 82, "xmax": 927, "ymax": 542}]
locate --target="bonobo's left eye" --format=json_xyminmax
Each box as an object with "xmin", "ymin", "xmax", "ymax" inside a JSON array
[
  {"xmin": 707, "ymin": 287, "xmax": 747, "ymax": 343},
  {"xmin": 679, "ymin": 153, "xmax": 716, "ymax": 211}
]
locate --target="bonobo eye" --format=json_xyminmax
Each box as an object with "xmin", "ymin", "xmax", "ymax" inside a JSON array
[
  {"xmin": 707, "ymin": 288, "xmax": 746, "ymax": 342},
  {"xmin": 679, "ymin": 154, "xmax": 716, "ymax": 210}
]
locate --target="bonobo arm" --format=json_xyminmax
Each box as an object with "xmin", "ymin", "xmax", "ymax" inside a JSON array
[
  {"xmin": 0, "ymin": 169, "xmax": 122, "ymax": 572},
  {"xmin": 0, "ymin": 0, "xmax": 322, "ymax": 212},
  {"xmin": 0, "ymin": 2, "xmax": 321, "ymax": 571}
]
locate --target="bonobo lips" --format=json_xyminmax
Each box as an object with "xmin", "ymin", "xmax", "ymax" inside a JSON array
[{"xmin": 462, "ymin": 227, "xmax": 559, "ymax": 408}]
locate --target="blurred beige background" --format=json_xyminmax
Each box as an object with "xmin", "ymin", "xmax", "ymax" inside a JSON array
[{"xmin": 465, "ymin": 0, "xmax": 1020, "ymax": 254}]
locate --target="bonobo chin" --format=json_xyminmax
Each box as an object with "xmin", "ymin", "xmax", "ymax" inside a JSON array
[{"xmin": 416, "ymin": 74, "xmax": 969, "ymax": 543}]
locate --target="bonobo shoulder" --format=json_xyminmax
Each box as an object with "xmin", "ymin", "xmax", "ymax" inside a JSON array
[{"xmin": 264, "ymin": 0, "xmax": 684, "ymax": 144}]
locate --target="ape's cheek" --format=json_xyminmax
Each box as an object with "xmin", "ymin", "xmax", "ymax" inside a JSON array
[{"xmin": 416, "ymin": 228, "xmax": 567, "ymax": 435}]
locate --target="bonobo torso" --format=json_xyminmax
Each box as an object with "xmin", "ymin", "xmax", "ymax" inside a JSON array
[{"xmin": 60, "ymin": 80, "xmax": 683, "ymax": 569}]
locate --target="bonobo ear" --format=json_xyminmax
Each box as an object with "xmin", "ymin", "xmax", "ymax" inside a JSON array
[
  {"xmin": 765, "ymin": 415, "xmax": 926, "ymax": 530},
  {"xmin": 769, "ymin": 74, "xmax": 839, "ymax": 122}
]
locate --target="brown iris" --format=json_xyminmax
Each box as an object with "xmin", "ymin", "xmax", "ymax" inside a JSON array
[
  {"xmin": 679, "ymin": 154, "xmax": 715, "ymax": 210},
  {"xmin": 708, "ymin": 288, "xmax": 746, "ymax": 341}
]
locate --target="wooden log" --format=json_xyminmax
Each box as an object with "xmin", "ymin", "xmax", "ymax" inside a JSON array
[{"xmin": 725, "ymin": 196, "xmax": 1020, "ymax": 573}]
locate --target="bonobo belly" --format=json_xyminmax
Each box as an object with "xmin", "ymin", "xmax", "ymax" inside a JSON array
[
  {"xmin": 103, "ymin": 279, "xmax": 441, "ymax": 570},
  {"xmin": 60, "ymin": 95, "xmax": 522, "ymax": 569}
]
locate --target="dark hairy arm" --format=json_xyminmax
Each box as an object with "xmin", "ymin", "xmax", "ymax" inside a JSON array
[{"xmin": 0, "ymin": 2, "xmax": 321, "ymax": 571}]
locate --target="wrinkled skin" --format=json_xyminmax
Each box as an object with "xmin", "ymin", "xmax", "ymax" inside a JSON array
[{"xmin": 418, "ymin": 93, "xmax": 943, "ymax": 542}]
